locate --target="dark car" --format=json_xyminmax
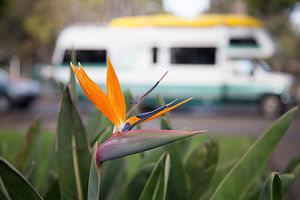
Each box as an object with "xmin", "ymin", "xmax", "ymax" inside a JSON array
[{"xmin": 0, "ymin": 69, "xmax": 41, "ymax": 112}]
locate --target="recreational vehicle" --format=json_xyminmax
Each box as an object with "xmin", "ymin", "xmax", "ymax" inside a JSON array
[{"xmin": 50, "ymin": 14, "xmax": 297, "ymax": 117}]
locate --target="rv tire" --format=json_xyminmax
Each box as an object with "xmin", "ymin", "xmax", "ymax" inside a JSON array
[{"xmin": 260, "ymin": 95, "xmax": 282, "ymax": 118}]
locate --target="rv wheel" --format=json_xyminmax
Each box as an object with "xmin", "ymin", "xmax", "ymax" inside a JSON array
[{"xmin": 260, "ymin": 95, "xmax": 282, "ymax": 118}]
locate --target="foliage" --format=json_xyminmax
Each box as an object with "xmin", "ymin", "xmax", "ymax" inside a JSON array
[
  {"xmin": 246, "ymin": 0, "xmax": 298, "ymax": 17},
  {"xmin": 0, "ymin": 87, "xmax": 299, "ymax": 200},
  {"xmin": 0, "ymin": 0, "xmax": 163, "ymax": 65}
]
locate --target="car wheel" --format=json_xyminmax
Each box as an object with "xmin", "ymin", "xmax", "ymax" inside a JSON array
[
  {"xmin": 260, "ymin": 95, "xmax": 282, "ymax": 118},
  {"xmin": 0, "ymin": 95, "xmax": 11, "ymax": 113}
]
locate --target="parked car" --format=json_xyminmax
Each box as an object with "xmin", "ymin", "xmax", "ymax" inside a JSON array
[
  {"xmin": 0, "ymin": 69, "xmax": 41, "ymax": 112},
  {"xmin": 49, "ymin": 14, "xmax": 297, "ymax": 118}
]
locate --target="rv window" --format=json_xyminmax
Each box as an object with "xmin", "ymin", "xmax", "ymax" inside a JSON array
[
  {"xmin": 152, "ymin": 47, "xmax": 158, "ymax": 64},
  {"xmin": 62, "ymin": 50, "xmax": 107, "ymax": 64},
  {"xmin": 232, "ymin": 59, "xmax": 254, "ymax": 76},
  {"xmin": 229, "ymin": 37, "xmax": 258, "ymax": 47},
  {"xmin": 170, "ymin": 47, "xmax": 216, "ymax": 65}
]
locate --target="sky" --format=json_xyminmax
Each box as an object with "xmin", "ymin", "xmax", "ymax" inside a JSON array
[
  {"xmin": 163, "ymin": 0, "xmax": 210, "ymax": 19},
  {"xmin": 163, "ymin": 0, "xmax": 300, "ymax": 33}
]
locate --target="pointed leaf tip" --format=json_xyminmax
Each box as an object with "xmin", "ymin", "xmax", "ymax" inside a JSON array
[{"xmin": 96, "ymin": 129, "xmax": 206, "ymax": 163}]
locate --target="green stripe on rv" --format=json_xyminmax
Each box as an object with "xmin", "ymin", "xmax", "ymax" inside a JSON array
[{"xmin": 75, "ymin": 83, "xmax": 279, "ymax": 104}]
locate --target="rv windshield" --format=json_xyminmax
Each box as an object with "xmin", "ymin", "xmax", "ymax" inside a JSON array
[{"xmin": 256, "ymin": 60, "xmax": 273, "ymax": 72}]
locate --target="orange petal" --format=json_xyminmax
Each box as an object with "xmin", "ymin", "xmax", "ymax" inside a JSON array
[
  {"xmin": 138, "ymin": 97, "xmax": 193, "ymax": 125},
  {"xmin": 71, "ymin": 63, "xmax": 94, "ymax": 103},
  {"xmin": 106, "ymin": 57, "xmax": 126, "ymax": 124},
  {"xmin": 71, "ymin": 63, "xmax": 120, "ymax": 126},
  {"xmin": 78, "ymin": 63, "xmax": 120, "ymax": 125}
]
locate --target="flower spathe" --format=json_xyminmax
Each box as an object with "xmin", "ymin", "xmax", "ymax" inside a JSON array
[{"xmin": 71, "ymin": 57, "xmax": 206, "ymax": 164}]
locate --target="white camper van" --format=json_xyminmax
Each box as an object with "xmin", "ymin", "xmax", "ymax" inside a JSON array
[{"xmin": 51, "ymin": 14, "xmax": 297, "ymax": 117}]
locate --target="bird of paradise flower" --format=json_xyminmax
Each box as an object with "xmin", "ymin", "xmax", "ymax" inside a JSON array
[{"xmin": 71, "ymin": 57, "xmax": 206, "ymax": 165}]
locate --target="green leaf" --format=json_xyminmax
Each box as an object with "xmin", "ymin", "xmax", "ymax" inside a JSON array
[
  {"xmin": 0, "ymin": 157, "xmax": 43, "ymax": 200},
  {"xmin": 201, "ymin": 158, "xmax": 238, "ymax": 199},
  {"xmin": 124, "ymin": 89, "xmax": 134, "ymax": 112},
  {"xmin": 0, "ymin": 178, "xmax": 10, "ymax": 200},
  {"xmin": 0, "ymin": 187, "xmax": 10, "ymax": 200},
  {"xmin": 284, "ymin": 154, "xmax": 300, "ymax": 173},
  {"xmin": 161, "ymin": 116, "xmax": 172, "ymax": 130},
  {"xmin": 122, "ymin": 163, "xmax": 155, "ymax": 200},
  {"xmin": 138, "ymin": 152, "xmax": 170, "ymax": 200},
  {"xmin": 14, "ymin": 118, "xmax": 42, "ymax": 173},
  {"xmin": 280, "ymin": 173, "xmax": 295, "ymax": 197},
  {"xmin": 156, "ymin": 94, "xmax": 171, "ymax": 120},
  {"xmin": 166, "ymin": 145, "xmax": 189, "ymax": 200},
  {"xmin": 97, "ymin": 129, "xmax": 206, "ymax": 163},
  {"xmin": 247, "ymin": 173, "xmax": 295, "ymax": 200},
  {"xmin": 70, "ymin": 48, "xmax": 77, "ymax": 103},
  {"xmin": 123, "ymin": 154, "xmax": 145, "ymax": 182},
  {"xmin": 156, "ymin": 94, "xmax": 193, "ymax": 200},
  {"xmin": 114, "ymin": 149, "xmax": 168, "ymax": 200},
  {"xmin": 259, "ymin": 172, "xmax": 283, "ymax": 200},
  {"xmin": 87, "ymin": 145, "xmax": 100, "ymax": 200},
  {"xmin": 56, "ymin": 86, "xmax": 91, "ymax": 200},
  {"xmin": 158, "ymin": 94, "xmax": 192, "ymax": 159},
  {"xmin": 91, "ymin": 126, "xmax": 113, "ymax": 147},
  {"xmin": 86, "ymin": 109, "xmax": 111, "ymax": 145},
  {"xmin": 12, "ymin": 118, "xmax": 53, "ymax": 193},
  {"xmin": 44, "ymin": 179, "xmax": 60, "ymax": 200},
  {"xmin": 163, "ymin": 154, "xmax": 171, "ymax": 200},
  {"xmin": 100, "ymin": 158, "xmax": 126, "ymax": 200},
  {"xmin": 156, "ymin": 94, "xmax": 168, "ymax": 112},
  {"xmin": 185, "ymin": 138, "xmax": 219, "ymax": 200},
  {"xmin": 106, "ymin": 153, "xmax": 152, "ymax": 200},
  {"xmin": 58, "ymin": 81, "xmax": 65, "ymax": 95},
  {"xmin": 281, "ymin": 154, "xmax": 300, "ymax": 197},
  {"xmin": 209, "ymin": 106, "xmax": 298, "ymax": 200},
  {"xmin": 125, "ymin": 89, "xmax": 142, "ymax": 129},
  {"xmin": 34, "ymin": 135, "xmax": 56, "ymax": 195}
]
